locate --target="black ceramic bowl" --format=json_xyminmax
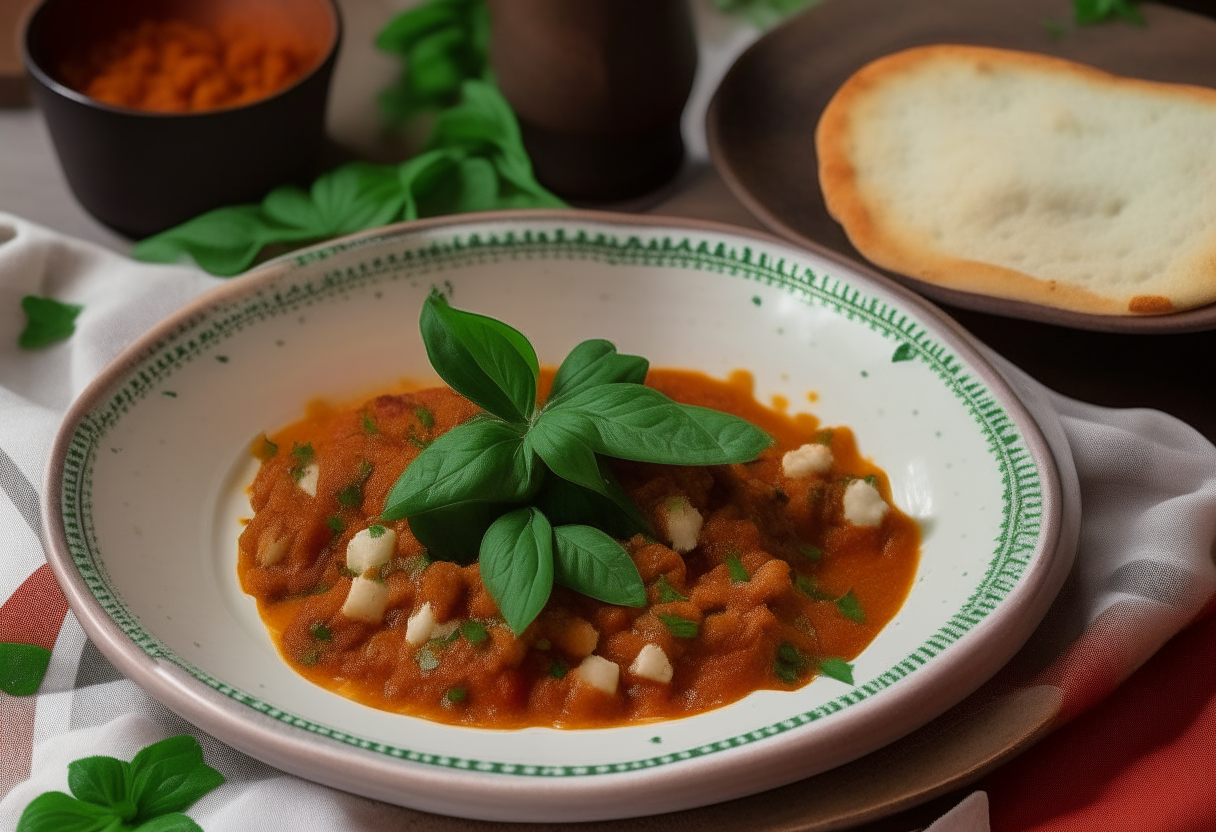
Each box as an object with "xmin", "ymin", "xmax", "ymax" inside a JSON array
[{"xmin": 23, "ymin": 0, "xmax": 341, "ymax": 239}]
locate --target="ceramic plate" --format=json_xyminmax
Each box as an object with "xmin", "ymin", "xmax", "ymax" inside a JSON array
[
  {"xmin": 707, "ymin": 0, "xmax": 1216, "ymax": 334},
  {"xmin": 44, "ymin": 211, "xmax": 1067, "ymax": 822}
]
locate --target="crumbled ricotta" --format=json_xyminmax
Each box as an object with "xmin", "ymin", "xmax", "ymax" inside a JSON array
[
  {"xmin": 843, "ymin": 479, "xmax": 888, "ymax": 527},
  {"xmin": 665, "ymin": 498, "xmax": 703, "ymax": 554},
  {"xmin": 405, "ymin": 602, "xmax": 437, "ymax": 646},
  {"xmin": 574, "ymin": 655, "xmax": 620, "ymax": 695},
  {"xmin": 782, "ymin": 443, "xmax": 834, "ymax": 478},
  {"xmin": 629, "ymin": 644, "xmax": 674, "ymax": 683},
  {"xmin": 346, "ymin": 526, "xmax": 397, "ymax": 573},
  {"xmin": 341, "ymin": 577, "xmax": 389, "ymax": 624},
  {"xmin": 296, "ymin": 463, "xmax": 319, "ymax": 497}
]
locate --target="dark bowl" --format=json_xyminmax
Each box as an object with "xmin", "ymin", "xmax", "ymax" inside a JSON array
[{"xmin": 22, "ymin": 0, "xmax": 341, "ymax": 239}]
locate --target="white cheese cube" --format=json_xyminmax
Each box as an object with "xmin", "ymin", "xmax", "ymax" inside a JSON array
[
  {"xmin": 296, "ymin": 463, "xmax": 319, "ymax": 497},
  {"xmin": 843, "ymin": 479, "xmax": 888, "ymax": 527},
  {"xmin": 257, "ymin": 534, "xmax": 290, "ymax": 567},
  {"xmin": 664, "ymin": 499, "xmax": 703, "ymax": 554},
  {"xmin": 346, "ymin": 526, "xmax": 397, "ymax": 573},
  {"xmin": 782, "ymin": 443, "xmax": 834, "ymax": 478},
  {"xmin": 574, "ymin": 655, "xmax": 619, "ymax": 695},
  {"xmin": 629, "ymin": 644, "xmax": 673, "ymax": 683},
  {"xmin": 405, "ymin": 602, "xmax": 437, "ymax": 646},
  {"xmin": 341, "ymin": 577, "xmax": 389, "ymax": 624}
]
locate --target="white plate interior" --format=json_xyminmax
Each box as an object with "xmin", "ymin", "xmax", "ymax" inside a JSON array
[{"xmin": 54, "ymin": 216, "xmax": 1056, "ymax": 819}]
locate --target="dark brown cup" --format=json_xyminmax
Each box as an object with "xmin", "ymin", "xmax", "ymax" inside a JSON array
[
  {"xmin": 22, "ymin": 0, "xmax": 341, "ymax": 239},
  {"xmin": 489, "ymin": 0, "xmax": 697, "ymax": 203}
]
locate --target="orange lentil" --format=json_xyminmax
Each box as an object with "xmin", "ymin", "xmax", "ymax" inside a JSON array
[{"xmin": 60, "ymin": 16, "xmax": 319, "ymax": 113}]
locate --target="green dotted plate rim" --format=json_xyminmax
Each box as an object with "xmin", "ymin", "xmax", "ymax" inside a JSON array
[{"xmin": 59, "ymin": 221, "xmax": 1043, "ymax": 777}]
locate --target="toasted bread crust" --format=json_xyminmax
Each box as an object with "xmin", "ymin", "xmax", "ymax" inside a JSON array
[{"xmin": 816, "ymin": 45, "xmax": 1216, "ymax": 316}]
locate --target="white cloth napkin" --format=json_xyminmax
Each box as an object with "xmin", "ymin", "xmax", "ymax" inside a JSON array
[{"xmin": 2, "ymin": 212, "xmax": 1215, "ymax": 831}]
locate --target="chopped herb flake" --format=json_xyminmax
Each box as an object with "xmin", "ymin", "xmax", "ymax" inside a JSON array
[
  {"xmin": 415, "ymin": 406, "xmax": 435, "ymax": 429},
  {"xmin": 726, "ymin": 555, "xmax": 749, "ymax": 583},
  {"xmin": 658, "ymin": 614, "xmax": 699, "ymax": 639},
  {"xmin": 461, "ymin": 619, "xmax": 489, "ymax": 644},
  {"xmin": 253, "ymin": 433, "xmax": 279, "ymax": 461},
  {"xmin": 361, "ymin": 411, "xmax": 379, "ymax": 434},
  {"xmin": 337, "ymin": 484, "xmax": 362, "ymax": 507},
  {"xmin": 342, "ymin": 567, "xmax": 359, "ymax": 578},
  {"xmin": 310, "ymin": 584, "xmax": 330, "ymax": 595},
  {"xmin": 654, "ymin": 575, "xmax": 688, "ymax": 603},
  {"xmin": 535, "ymin": 638, "xmax": 552, "ymax": 651},
  {"xmin": 299, "ymin": 649, "xmax": 319, "ymax": 666},
  {"xmin": 818, "ymin": 657, "xmax": 855, "ymax": 685},
  {"xmin": 864, "ymin": 474, "xmax": 879, "ymax": 487},
  {"xmin": 368, "ymin": 524, "xmax": 387, "ymax": 538},
  {"xmin": 309, "ymin": 622, "xmax": 332, "ymax": 641},
  {"xmin": 774, "ymin": 642, "xmax": 810, "ymax": 684},
  {"xmin": 327, "ymin": 515, "xmax": 346, "ymax": 535},
  {"xmin": 446, "ymin": 686, "xmax": 467, "ymax": 703},
  {"xmin": 549, "ymin": 659, "xmax": 568, "ymax": 679},
  {"xmin": 795, "ymin": 574, "xmax": 830, "ymax": 601},
  {"xmin": 835, "ymin": 590, "xmax": 866, "ymax": 623},
  {"xmin": 407, "ymin": 426, "xmax": 432, "ymax": 449},
  {"xmin": 798, "ymin": 543, "xmax": 823, "ymax": 561},
  {"xmin": 291, "ymin": 442, "xmax": 315, "ymax": 464}
]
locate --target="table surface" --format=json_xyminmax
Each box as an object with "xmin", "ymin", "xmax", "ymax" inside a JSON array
[{"xmin": 2, "ymin": 2, "xmax": 1213, "ymax": 831}]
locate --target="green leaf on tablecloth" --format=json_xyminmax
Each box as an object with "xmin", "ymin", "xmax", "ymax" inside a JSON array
[
  {"xmin": 0, "ymin": 641, "xmax": 53, "ymax": 695},
  {"xmin": 1073, "ymin": 0, "xmax": 1144, "ymax": 25},
  {"xmin": 18, "ymin": 296, "xmax": 84, "ymax": 350},
  {"xmin": 711, "ymin": 0, "xmax": 822, "ymax": 28},
  {"xmin": 16, "ymin": 735, "xmax": 223, "ymax": 832}
]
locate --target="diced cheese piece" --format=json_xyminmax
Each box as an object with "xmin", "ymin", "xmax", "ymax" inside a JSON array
[
  {"xmin": 573, "ymin": 655, "xmax": 619, "ymax": 695},
  {"xmin": 346, "ymin": 526, "xmax": 397, "ymax": 573},
  {"xmin": 554, "ymin": 617, "xmax": 598, "ymax": 658},
  {"xmin": 258, "ymin": 534, "xmax": 290, "ymax": 567},
  {"xmin": 297, "ymin": 463, "xmax": 319, "ymax": 497},
  {"xmin": 782, "ymin": 443, "xmax": 833, "ymax": 478},
  {"xmin": 341, "ymin": 577, "xmax": 389, "ymax": 623},
  {"xmin": 843, "ymin": 479, "xmax": 888, "ymax": 527},
  {"xmin": 629, "ymin": 643, "xmax": 673, "ymax": 683},
  {"xmin": 665, "ymin": 499, "xmax": 703, "ymax": 554},
  {"xmin": 405, "ymin": 602, "xmax": 437, "ymax": 646}
]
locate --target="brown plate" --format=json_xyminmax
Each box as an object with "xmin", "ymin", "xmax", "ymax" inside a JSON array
[{"xmin": 707, "ymin": 0, "xmax": 1216, "ymax": 333}]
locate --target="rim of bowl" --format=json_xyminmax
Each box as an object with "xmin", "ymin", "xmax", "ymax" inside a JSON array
[
  {"xmin": 21, "ymin": 0, "xmax": 343, "ymax": 119},
  {"xmin": 41, "ymin": 209, "xmax": 1069, "ymax": 821}
]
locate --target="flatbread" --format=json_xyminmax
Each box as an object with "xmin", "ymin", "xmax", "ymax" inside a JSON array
[{"xmin": 816, "ymin": 45, "xmax": 1216, "ymax": 315}]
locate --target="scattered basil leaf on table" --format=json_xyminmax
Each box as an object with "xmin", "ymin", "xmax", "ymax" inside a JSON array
[
  {"xmin": 17, "ymin": 735, "xmax": 222, "ymax": 832},
  {"xmin": 18, "ymin": 296, "xmax": 84, "ymax": 350},
  {"xmin": 380, "ymin": 291, "xmax": 773, "ymax": 633},
  {"xmin": 1073, "ymin": 0, "xmax": 1143, "ymax": 25}
]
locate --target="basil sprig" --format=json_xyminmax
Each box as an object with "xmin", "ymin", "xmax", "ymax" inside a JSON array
[
  {"xmin": 16, "ymin": 735, "xmax": 223, "ymax": 832},
  {"xmin": 382, "ymin": 290, "xmax": 773, "ymax": 633}
]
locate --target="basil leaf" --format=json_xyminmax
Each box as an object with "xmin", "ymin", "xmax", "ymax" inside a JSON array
[
  {"xmin": 547, "ymin": 339, "xmax": 649, "ymax": 404},
  {"xmin": 479, "ymin": 507, "xmax": 554, "ymax": 635},
  {"xmin": 553, "ymin": 525, "xmax": 645, "ymax": 607},
  {"xmin": 15, "ymin": 792, "xmax": 116, "ymax": 832},
  {"xmin": 534, "ymin": 472, "xmax": 650, "ymax": 539},
  {"xmin": 67, "ymin": 756, "xmax": 132, "ymax": 814},
  {"xmin": 129, "ymin": 736, "xmax": 224, "ymax": 820},
  {"xmin": 381, "ymin": 418, "xmax": 537, "ymax": 519},
  {"xmin": 131, "ymin": 205, "xmax": 293, "ymax": 277},
  {"xmin": 407, "ymin": 501, "xmax": 510, "ymax": 563},
  {"xmin": 132, "ymin": 814, "xmax": 204, "ymax": 832},
  {"xmin": 19, "ymin": 296, "xmax": 84, "ymax": 350},
  {"xmin": 0, "ymin": 642, "xmax": 53, "ymax": 695},
  {"xmin": 835, "ymin": 590, "xmax": 866, "ymax": 623},
  {"xmin": 538, "ymin": 384, "xmax": 772, "ymax": 465},
  {"xmin": 420, "ymin": 290, "xmax": 539, "ymax": 423}
]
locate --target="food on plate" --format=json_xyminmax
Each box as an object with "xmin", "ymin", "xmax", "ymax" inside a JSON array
[
  {"xmin": 58, "ymin": 15, "xmax": 321, "ymax": 112},
  {"xmin": 237, "ymin": 293, "xmax": 919, "ymax": 727},
  {"xmin": 816, "ymin": 44, "xmax": 1216, "ymax": 316}
]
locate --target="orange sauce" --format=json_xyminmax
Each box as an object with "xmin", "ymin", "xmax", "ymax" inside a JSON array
[{"xmin": 237, "ymin": 370, "xmax": 920, "ymax": 728}]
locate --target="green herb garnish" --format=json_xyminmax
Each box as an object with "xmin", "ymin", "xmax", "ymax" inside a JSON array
[
  {"xmin": 415, "ymin": 406, "xmax": 436, "ymax": 430},
  {"xmin": 774, "ymin": 642, "xmax": 811, "ymax": 684},
  {"xmin": 835, "ymin": 590, "xmax": 866, "ymax": 624},
  {"xmin": 16, "ymin": 735, "xmax": 223, "ymax": 832},
  {"xmin": 548, "ymin": 659, "xmax": 568, "ymax": 679},
  {"xmin": 380, "ymin": 291, "xmax": 772, "ymax": 634},
  {"xmin": 654, "ymin": 575, "xmax": 688, "ymax": 603},
  {"xmin": 658, "ymin": 614, "xmax": 699, "ymax": 639},
  {"xmin": 361, "ymin": 411, "xmax": 379, "ymax": 434},
  {"xmin": 309, "ymin": 622, "xmax": 332, "ymax": 641},
  {"xmin": 795, "ymin": 574, "xmax": 831, "ymax": 601},
  {"xmin": 18, "ymin": 295, "xmax": 83, "ymax": 349},
  {"xmin": 726, "ymin": 555, "xmax": 749, "ymax": 583},
  {"xmin": 445, "ymin": 686, "xmax": 468, "ymax": 703},
  {"xmin": 368, "ymin": 524, "xmax": 387, "ymax": 539},
  {"xmin": 817, "ymin": 657, "xmax": 855, "ymax": 685},
  {"xmin": 342, "ymin": 566, "xmax": 359, "ymax": 578},
  {"xmin": 327, "ymin": 515, "xmax": 346, "ymax": 535},
  {"xmin": 798, "ymin": 543, "xmax": 823, "ymax": 562},
  {"xmin": 460, "ymin": 619, "xmax": 489, "ymax": 644}
]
